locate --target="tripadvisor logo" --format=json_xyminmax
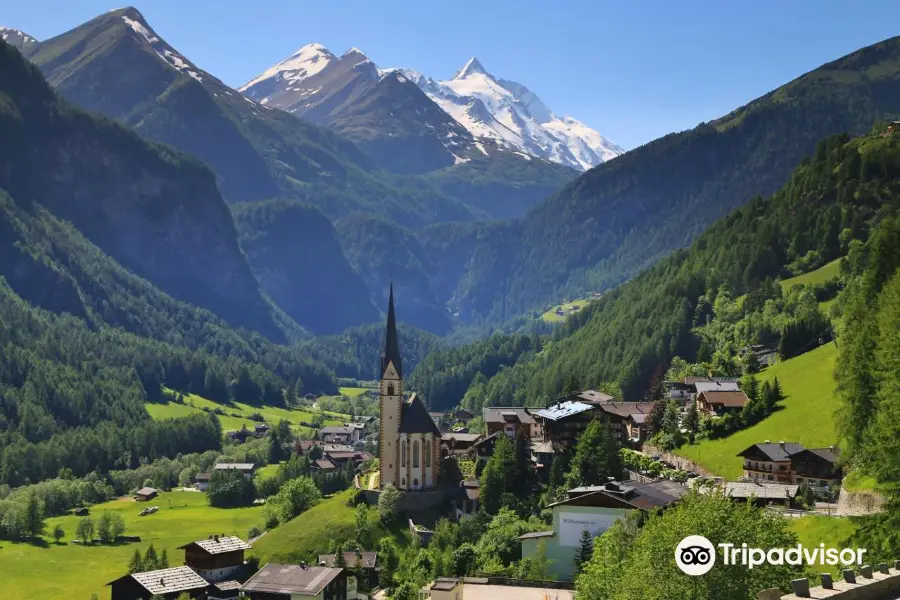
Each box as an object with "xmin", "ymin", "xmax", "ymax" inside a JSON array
[{"xmin": 675, "ymin": 535, "xmax": 867, "ymax": 575}]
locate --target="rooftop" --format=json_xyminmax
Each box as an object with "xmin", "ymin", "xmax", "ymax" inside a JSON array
[
  {"xmin": 135, "ymin": 487, "xmax": 157, "ymax": 496},
  {"xmin": 570, "ymin": 389, "xmax": 616, "ymax": 404},
  {"xmin": 738, "ymin": 442, "xmax": 807, "ymax": 462},
  {"xmin": 695, "ymin": 381, "xmax": 741, "ymax": 394},
  {"xmin": 534, "ymin": 401, "xmax": 594, "ymax": 421},
  {"xmin": 431, "ymin": 577, "xmax": 461, "ymax": 591},
  {"xmin": 240, "ymin": 563, "xmax": 343, "ymax": 596},
  {"xmin": 109, "ymin": 566, "xmax": 209, "ymax": 595},
  {"xmin": 698, "ymin": 480, "xmax": 800, "ymax": 499},
  {"xmin": 320, "ymin": 426, "xmax": 356, "ymax": 435},
  {"xmin": 318, "ymin": 551, "xmax": 378, "ymax": 568},
  {"xmin": 483, "ymin": 407, "xmax": 536, "ymax": 425},
  {"xmin": 559, "ymin": 480, "xmax": 689, "ymax": 511},
  {"xmin": 178, "ymin": 535, "xmax": 251, "ymax": 555},
  {"xmin": 214, "ymin": 463, "xmax": 255, "ymax": 471},
  {"xmin": 698, "ymin": 390, "xmax": 749, "ymax": 408}
]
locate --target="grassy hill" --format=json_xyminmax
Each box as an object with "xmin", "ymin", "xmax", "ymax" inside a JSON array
[
  {"xmin": 147, "ymin": 389, "xmax": 349, "ymax": 437},
  {"xmin": 780, "ymin": 259, "xmax": 842, "ymax": 292},
  {"xmin": 540, "ymin": 295, "xmax": 597, "ymax": 323},
  {"xmin": 0, "ymin": 490, "xmax": 263, "ymax": 600},
  {"xmin": 250, "ymin": 490, "xmax": 409, "ymax": 564},
  {"xmin": 675, "ymin": 343, "xmax": 840, "ymax": 479}
]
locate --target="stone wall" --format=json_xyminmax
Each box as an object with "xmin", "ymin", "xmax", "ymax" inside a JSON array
[
  {"xmin": 836, "ymin": 486, "xmax": 888, "ymax": 516},
  {"xmin": 642, "ymin": 444, "xmax": 717, "ymax": 477}
]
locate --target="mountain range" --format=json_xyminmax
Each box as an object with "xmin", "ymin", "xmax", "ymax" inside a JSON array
[{"xmin": 241, "ymin": 44, "xmax": 623, "ymax": 172}]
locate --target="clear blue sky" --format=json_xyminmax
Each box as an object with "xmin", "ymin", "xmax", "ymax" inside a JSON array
[{"xmin": 6, "ymin": 0, "xmax": 900, "ymax": 149}]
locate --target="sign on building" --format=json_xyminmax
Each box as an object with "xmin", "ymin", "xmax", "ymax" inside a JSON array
[{"xmin": 558, "ymin": 512, "xmax": 620, "ymax": 547}]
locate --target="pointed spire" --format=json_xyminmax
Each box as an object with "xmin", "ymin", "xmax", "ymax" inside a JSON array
[{"xmin": 382, "ymin": 283, "xmax": 402, "ymax": 378}]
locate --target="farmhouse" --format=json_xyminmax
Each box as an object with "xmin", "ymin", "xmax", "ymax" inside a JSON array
[
  {"xmin": 213, "ymin": 463, "xmax": 256, "ymax": 479},
  {"xmin": 696, "ymin": 390, "xmax": 750, "ymax": 415},
  {"xmin": 194, "ymin": 472, "xmax": 211, "ymax": 491},
  {"xmin": 178, "ymin": 535, "xmax": 251, "ymax": 582},
  {"xmin": 441, "ymin": 432, "xmax": 484, "ymax": 455},
  {"xmin": 519, "ymin": 481, "xmax": 687, "ymax": 581},
  {"xmin": 135, "ymin": 487, "xmax": 158, "ymax": 502},
  {"xmin": 107, "ymin": 566, "xmax": 210, "ymax": 600},
  {"xmin": 319, "ymin": 425, "xmax": 360, "ymax": 444},
  {"xmin": 240, "ymin": 563, "xmax": 353, "ymax": 600},
  {"xmin": 738, "ymin": 442, "xmax": 841, "ymax": 487},
  {"xmin": 482, "ymin": 407, "xmax": 540, "ymax": 439},
  {"xmin": 469, "ymin": 431, "xmax": 502, "ymax": 462}
]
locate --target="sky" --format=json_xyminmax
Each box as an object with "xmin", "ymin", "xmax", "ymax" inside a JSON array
[{"xmin": 5, "ymin": 0, "xmax": 900, "ymax": 149}]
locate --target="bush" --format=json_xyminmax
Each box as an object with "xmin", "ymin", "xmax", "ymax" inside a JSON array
[{"xmin": 207, "ymin": 470, "xmax": 256, "ymax": 508}]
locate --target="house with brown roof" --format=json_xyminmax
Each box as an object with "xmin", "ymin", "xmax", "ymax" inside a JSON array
[
  {"xmin": 482, "ymin": 407, "xmax": 540, "ymax": 439},
  {"xmin": 738, "ymin": 442, "xmax": 841, "ymax": 488},
  {"xmin": 135, "ymin": 487, "xmax": 158, "ymax": 502},
  {"xmin": 213, "ymin": 463, "xmax": 256, "ymax": 479},
  {"xmin": 319, "ymin": 425, "xmax": 360, "ymax": 444},
  {"xmin": 178, "ymin": 535, "xmax": 251, "ymax": 583},
  {"xmin": 107, "ymin": 566, "xmax": 210, "ymax": 600},
  {"xmin": 696, "ymin": 390, "xmax": 750, "ymax": 415},
  {"xmin": 441, "ymin": 432, "xmax": 484, "ymax": 455},
  {"xmin": 240, "ymin": 563, "xmax": 352, "ymax": 600}
]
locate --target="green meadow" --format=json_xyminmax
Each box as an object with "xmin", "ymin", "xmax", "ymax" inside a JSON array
[
  {"xmin": 0, "ymin": 491, "xmax": 263, "ymax": 600},
  {"xmin": 676, "ymin": 343, "xmax": 840, "ymax": 479}
]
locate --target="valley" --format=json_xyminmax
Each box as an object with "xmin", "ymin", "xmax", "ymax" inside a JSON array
[{"xmin": 1, "ymin": 5, "xmax": 900, "ymax": 600}]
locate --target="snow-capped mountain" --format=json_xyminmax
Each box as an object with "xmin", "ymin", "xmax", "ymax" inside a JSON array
[
  {"xmin": 1, "ymin": 26, "xmax": 37, "ymax": 50},
  {"xmin": 389, "ymin": 57, "xmax": 624, "ymax": 171}
]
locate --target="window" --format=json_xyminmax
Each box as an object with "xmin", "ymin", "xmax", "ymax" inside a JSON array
[
  {"xmin": 413, "ymin": 441, "xmax": 420, "ymax": 468},
  {"xmin": 425, "ymin": 439, "xmax": 431, "ymax": 467},
  {"xmin": 387, "ymin": 384, "xmax": 395, "ymax": 396},
  {"xmin": 401, "ymin": 441, "xmax": 407, "ymax": 467}
]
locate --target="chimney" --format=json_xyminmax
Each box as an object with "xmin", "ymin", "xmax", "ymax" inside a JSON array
[
  {"xmin": 779, "ymin": 441, "xmax": 785, "ymax": 450},
  {"xmin": 159, "ymin": 578, "xmax": 165, "ymax": 586},
  {"xmin": 764, "ymin": 440, "xmax": 771, "ymax": 444}
]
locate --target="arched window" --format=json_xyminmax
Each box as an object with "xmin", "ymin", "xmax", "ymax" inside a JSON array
[
  {"xmin": 413, "ymin": 441, "xmax": 420, "ymax": 468},
  {"xmin": 387, "ymin": 383, "xmax": 394, "ymax": 396},
  {"xmin": 425, "ymin": 438, "xmax": 431, "ymax": 467},
  {"xmin": 401, "ymin": 439, "xmax": 407, "ymax": 467}
]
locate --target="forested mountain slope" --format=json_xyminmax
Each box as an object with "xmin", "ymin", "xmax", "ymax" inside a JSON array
[
  {"xmin": 413, "ymin": 129, "xmax": 900, "ymax": 409},
  {"xmin": 447, "ymin": 35, "xmax": 900, "ymax": 323},
  {"xmin": 0, "ymin": 40, "xmax": 289, "ymax": 341},
  {"xmin": 232, "ymin": 200, "xmax": 379, "ymax": 335}
]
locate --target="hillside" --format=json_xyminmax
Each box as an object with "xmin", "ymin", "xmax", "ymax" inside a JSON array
[
  {"xmin": 444, "ymin": 34, "xmax": 900, "ymax": 323},
  {"xmin": 0, "ymin": 40, "xmax": 289, "ymax": 341},
  {"xmin": 232, "ymin": 200, "xmax": 379, "ymax": 335},
  {"xmin": 675, "ymin": 343, "xmax": 840, "ymax": 479},
  {"xmin": 416, "ymin": 129, "xmax": 900, "ymax": 409}
]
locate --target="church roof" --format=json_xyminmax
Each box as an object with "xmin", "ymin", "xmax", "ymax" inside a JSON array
[
  {"xmin": 381, "ymin": 283, "xmax": 402, "ymax": 379},
  {"xmin": 399, "ymin": 393, "xmax": 441, "ymax": 435}
]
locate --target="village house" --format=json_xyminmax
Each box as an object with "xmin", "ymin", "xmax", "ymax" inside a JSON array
[
  {"xmin": 313, "ymin": 458, "xmax": 338, "ymax": 472},
  {"xmin": 533, "ymin": 401, "xmax": 596, "ymax": 449},
  {"xmin": 533, "ymin": 398, "xmax": 655, "ymax": 448},
  {"xmin": 178, "ymin": 535, "xmax": 251, "ymax": 583},
  {"xmin": 468, "ymin": 431, "xmax": 501, "ymax": 463},
  {"xmin": 453, "ymin": 408, "xmax": 475, "ymax": 423},
  {"xmin": 558, "ymin": 389, "xmax": 616, "ymax": 406},
  {"xmin": 319, "ymin": 425, "xmax": 360, "ymax": 444},
  {"xmin": 593, "ymin": 401, "xmax": 656, "ymax": 444},
  {"xmin": 213, "ymin": 463, "xmax": 256, "ymax": 479},
  {"xmin": 441, "ymin": 432, "xmax": 484, "ymax": 456},
  {"xmin": 738, "ymin": 442, "xmax": 841, "ymax": 488},
  {"xmin": 194, "ymin": 472, "xmax": 211, "ymax": 492},
  {"xmin": 696, "ymin": 390, "xmax": 750, "ymax": 415},
  {"xmin": 694, "ymin": 479, "xmax": 801, "ymax": 507},
  {"xmin": 519, "ymin": 481, "xmax": 687, "ymax": 581},
  {"xmin": 317, "ymin": 550, "xmax": 379, "ymax": 589},
  {"xmin": 107, "ymin": 566, "xmax": 210, "ymax": 600},
  {"xmin": 240, "ymin": 563, "xmax": 354, "ymax": 600},
  {"xmin": 482, "ymin": 407, "xmax": 541, "ymax": 440},
  {"xmin": 454, "ymin": 479, "xmax": 481, "ymax": 520},
  {"xmin": 420, "ymin": 577, "xmax": 574, "ymax": 600},
  {"xmin": 226, "ymin": 426, "xmax": 257, "ymax": 443},
  {"xmin": 135, "ymin": 487, "xmax": 158, "ymax": 502}
]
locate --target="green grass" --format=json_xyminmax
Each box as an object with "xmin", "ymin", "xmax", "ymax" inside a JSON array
[
  {"xmin": 780, "ymin": 259, "xmax": 842, "ymax": 292},
  {"xmin": 149, "ymin": 389, "xmax": 348, "ymax": 436},
  {"xmin": 339, "ymin": 386, "xmax": 371, "ymax": 398},
  {"xmin": 0, "ymin": 491, "xmax": 263, "ymax": 600},
  {"xmin": 250, "ymin": 490, "xmax": 408, "ymax": 563},
  {"xmin": 787, "ymin": 515, "xmax": 857, "ymax": 559},
  {"xmin": 676, "ymin": 343, "xmax": 840, "ymax": 479},
  {"xmin": 842, "ymin": 470, "xmax": 879, "ymax": 493},
  {"xmin": 540, "ymin": 296, "xmax": 594, "ymax": 323}
]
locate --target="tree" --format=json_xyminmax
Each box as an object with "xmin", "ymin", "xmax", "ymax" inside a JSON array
[
  {"xmin": 24, "ymin": 490, "xmax": 45, "ymax": 539},
  {"xmin": 526, "ymin": 540, "xmax": 553, "ymax": 581},
  {"xmin": 377, "ymin": 537, "xmax": 400, "ymax": 589},
  {"xmin": 574, "ymin": 529, "xmax": 594, "ymax": 573},
  {"xmin": 266, "ymin": 477, "xmax": 321, "ymax": 525},
  {"xmin": 334, "ymin": 541, "xmax": 347, "ymax": 568},
  {"xmin": 566, "ymin": 419, "xmax": 622, "ymax": 488},
  {"xmin": 76, "ymin": 516, "xmax": 94, "ymax": 544},
  {"xmin": 159, "ymin": 548, "xmax": 169, "ymax": 569},
  {"xmin": 744, "ymin": 374, "xmax": 760, "ymax": 403},
  {"xmin": 144, "ymin": 544, "xmax": 159, "ymax": 571},
  {"xmin": 576, "ymin": 491, "xmax": 798, "ymax": 599},
  {"xmin": 646, "ymin": 400, "xmax": 667, "ymax": 436},
  {"xmin": 683, "ymin": 401, "xmax": 699, "ymax": 439},
  {"xmin": 479, "ymin": 435, "xmax": 518, "ymax": 514},
  {"xmin": 378, "ymin": 483, "xmax": 401, "ymax": 525},
  {"xmin": 208, "ymin": 469, "xmax": 256, "ymax": 508},
  {"xmin": 354, "ymin": 502, "xmax": 371, "ymax": 548},
  {"xmin": 97, "ymin": 512, "xmax": 113, "ymax": 544},
  {"xmin": 451, "ymin": 543, "xmax": 476, "ymax": 576},
  {"xmin": 128, "ymin": 548, "xmax": 144, "ymax": 573},
  {"xmin": 52, "ymin": 524, "xmax": 65, "ymax": 544}
]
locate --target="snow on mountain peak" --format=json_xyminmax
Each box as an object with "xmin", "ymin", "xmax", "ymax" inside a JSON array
[
  {"xmin": 342, "ymin": 47, "xmax": 367, "ymax": 58},
  {"xmin": 120, "ymin": 14, "xmax": 204, "ymax": 82},
  {"xmin": 453, "ymin": 56, "xmax": 488, "ymax": 80},
  {"xmin": 0, "ymin": 26, "xmax": 38, "ymax": 46},
  {"xmin": 239, "ymin": 43, "xmax": 335, "ymax": 92}
]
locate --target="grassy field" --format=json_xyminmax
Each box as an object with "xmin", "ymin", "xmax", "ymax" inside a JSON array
[
  {"xmin": 540, "ymin": 296, "xmax": 596, "ymax": 323},
  {"xmin": 339, "ymin": 386, "xmax": 371, "ymax": 398},
  {"xmin": 0, "ymin": 491, "xmax": 263, "ymax": 600},
  {"xmin": 147, "ymin": 389, "xmax": 348, "ymax": 436},
  {"xmin": 842, "ymin": 470, "xmax": 879, "ymax": 493},
  {"xmin": 676, "ymin": 343, "xmax": 840, "ymax": 479},
  {"xmin": 250, "ymin": 489, "xmax": 408, "ymax": 564},
  {"xmin": 787, "ymin": 514, "xmax": 858, "ymax": 571},
  {"xmin": 780, "ymin": 258, "xmax": 842, "ymax": 292}
]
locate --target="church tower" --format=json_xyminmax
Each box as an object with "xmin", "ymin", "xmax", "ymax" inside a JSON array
[{"xmin": 379, "ymin": 284, "xmax": 403, "ymax": 490}]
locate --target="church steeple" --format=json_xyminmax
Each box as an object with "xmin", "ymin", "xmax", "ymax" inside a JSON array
[{"xmin": 382, "ymin": 283, "xmax": 402, "ymax": 378}]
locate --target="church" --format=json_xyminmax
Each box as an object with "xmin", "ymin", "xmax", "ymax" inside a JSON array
[{"xmin": 379, "ymin": 285, "xmax": 442, "ymax": 492}]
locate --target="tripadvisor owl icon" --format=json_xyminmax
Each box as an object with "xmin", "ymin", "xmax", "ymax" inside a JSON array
[{"xmin": 676, "ymin": 535, "xmax": 716, "ymax": 575}]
